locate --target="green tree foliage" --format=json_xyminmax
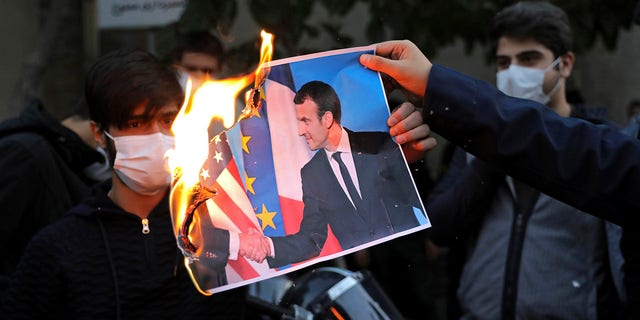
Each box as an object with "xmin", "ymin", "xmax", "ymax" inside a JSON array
[{"xmin": 157, "ymin": 0, "xmax": 637, "ymax": 73}]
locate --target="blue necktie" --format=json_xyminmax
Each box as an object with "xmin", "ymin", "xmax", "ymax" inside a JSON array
[{"xmin": 332, "ymin": 151, "xmax": 362, "ymax": 211}]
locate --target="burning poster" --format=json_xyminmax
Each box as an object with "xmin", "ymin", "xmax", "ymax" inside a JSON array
[{"xmin": 170, "ymin": 40, "xmax": 430, "ymax": 294}]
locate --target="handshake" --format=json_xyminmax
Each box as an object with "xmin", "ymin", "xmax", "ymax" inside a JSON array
[{"xmin": 238, "ymin": 228, "xmax": 272, "ymax": 263}]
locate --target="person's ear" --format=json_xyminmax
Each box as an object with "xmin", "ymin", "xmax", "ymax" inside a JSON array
[
  {"xmin": 90, "ymin": 121, "xmax": 106, "ymax": 148},
  {"xmin": 322, "ymin": 111, "xmax": 334, "ymax": 128},
  {"xmin": 559, "ymin": 52, "xmax": 575, "ymax": 78}
]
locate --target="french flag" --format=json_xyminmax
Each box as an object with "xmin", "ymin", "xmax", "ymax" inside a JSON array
[
  {"xmin": 262, "ymin": 64, "xmax": 342, "ymax": 259},
  {"xmin": 229, "ymin": 63, "xmax": 342, "ymax": 272}
]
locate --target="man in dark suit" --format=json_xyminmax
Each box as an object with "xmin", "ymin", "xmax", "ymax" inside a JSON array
[{"xmin": 265, "ymin": 80, "xmax": 424, "ymax": 268}]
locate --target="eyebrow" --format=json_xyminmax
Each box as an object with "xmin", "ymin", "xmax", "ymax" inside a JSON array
[
  {"xmin": 127, "ymin": 114, "xmax": 147, "ymax": 121},
  {"xmin": 496, "ymin": 49, "xmax": 544, "ymax": 60},
  {"xmin": 158, "ymin": 110, "xmax": 179, "ymax": 118},
  {"xmin": 515, "ymin": 50, "xmax": 544, "ymax": 59},
  {"xmin": 128, "ymin": 110, "xmax": 178, "ymax": 122}
]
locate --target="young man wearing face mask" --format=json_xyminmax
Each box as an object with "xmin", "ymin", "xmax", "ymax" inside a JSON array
[
  {"xmin": 426, "ymin": 2, "xmax": 623, "ymax": 319},
  {"xmin": 0, "ymin": 47, "xmax": 433, "ymax": 317},
  {"xmin": 0, "ymin": 48, "xmax": 250, "ymax": 318}
]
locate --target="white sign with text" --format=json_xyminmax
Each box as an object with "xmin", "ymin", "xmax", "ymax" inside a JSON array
[{"xmin": 98, "ymin": 0, "xmax": 186, "ymax": 29}]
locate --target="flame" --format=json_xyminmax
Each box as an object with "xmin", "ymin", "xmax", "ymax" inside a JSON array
[
  {"xmin": 168, "ymin": 31, "xmax": 274, "ymax": 288},
  {"xmin": 255, "ymin": 30, "xmax": 273, "ymax": 87}
]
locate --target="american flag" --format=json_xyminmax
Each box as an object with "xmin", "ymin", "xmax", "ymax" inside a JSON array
[{"xmin": 194, "ymin": 131, "xmax": 272, "ymax": 287}]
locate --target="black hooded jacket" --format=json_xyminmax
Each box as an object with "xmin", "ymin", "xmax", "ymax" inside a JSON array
[
  {"xmin": 0, "ymin": 100, "xmax": 103, "ymax": 279},
  {"xmin": 1, "ymin": 181, "xmax": 246, "ymax": 319}
]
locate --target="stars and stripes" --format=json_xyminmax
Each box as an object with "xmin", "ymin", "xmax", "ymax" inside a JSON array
[{"xmin": 196, "ymin": 131, "xmax": 272, "ymax": 284}]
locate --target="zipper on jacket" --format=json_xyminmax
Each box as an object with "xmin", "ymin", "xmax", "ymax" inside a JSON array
[
  {"xmin": 142, "ymin": 218, "xmax": 150, "ymax": 234},
  {"xmin": 502, "ymin": 182, "xmax": 539, "ymax": 320}
]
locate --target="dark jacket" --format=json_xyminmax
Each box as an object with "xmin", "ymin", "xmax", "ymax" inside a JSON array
[
  {"xmin": 424, "ymin": 64, "xmax": 640, "ymax": 319},
  {"xmin": 431, "ymin": 149, "xmax": 620, "ymax": 319},
  {"xmin": 0, "ymin": 100, "xmax": 103, "ymax": 279},
  {"xmin": 0, "ymin": 181, "xmax": 246, "ymax": 319},
  {"xmin": 267, "ymin": 129, "xmax": 424, "ymax": 268}
]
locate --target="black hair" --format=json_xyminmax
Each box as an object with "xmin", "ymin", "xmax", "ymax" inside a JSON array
[
  {"xmin": 491, "ymin": 1, "xmax": 572, "ymax": 58},
  {"xmin": 170, "ymin": 31, "xmax": 225, "ymax": 68},
  {"xmin": 85, "ymin": 48, "xmax": 184, "ymax": 131},
  {"xmin": 293, "ymin": 81, "xmax": 341, "ymax": 124}
]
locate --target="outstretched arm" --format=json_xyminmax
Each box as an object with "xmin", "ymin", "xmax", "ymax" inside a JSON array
[{"xmin": 361, "ymin": 40, "xmax": 640, "ymax": 227}]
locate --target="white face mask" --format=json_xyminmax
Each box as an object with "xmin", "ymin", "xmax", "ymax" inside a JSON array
[
  {"xmin": 104, "ymin": 131, "xmax": 175, "ymax": 195},
  {"xmin": 496, "ymin": 57, "xmax": 561, "ymax": 104}
]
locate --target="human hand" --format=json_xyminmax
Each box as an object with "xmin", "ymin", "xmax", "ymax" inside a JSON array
[
  {"xmin": 239, "ymin": 228, "xmax": 271, "ymax": 263},
  {"xmin": 360, "ymin": 40, "xmax": 432, "ymax": 100},
  {"xmin": 388, "ymin": 102, "xmax": 437, "ymax": 163}
]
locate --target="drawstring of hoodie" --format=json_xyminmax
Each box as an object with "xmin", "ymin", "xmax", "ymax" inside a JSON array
[
  {"xmin": 97, "ymin": 218, "xmax": 121, "ymax": 320},
  {"xmin": 174, "ymin": 250, "xmax": 182, "ymax": 276}
]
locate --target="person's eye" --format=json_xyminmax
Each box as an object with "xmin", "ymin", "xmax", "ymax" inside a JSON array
[
  {"xmin": 496, "ymin": 58, "xmax": 510, "ymax": 70},
  {"xmin": 127, "ymin": 121, "xmax": 141, "ymax": 128},
  {"xmin": 520, "ymin": 55, "xmax": 539, "ymax": 66},
  {"xmin": 184, "ymin": 65, "xmax": 198, "ymax": 72}
]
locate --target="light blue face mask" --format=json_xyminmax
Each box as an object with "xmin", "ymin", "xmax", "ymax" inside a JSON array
[{"xmin": 496, "ymin": 57, "xmax": 561, "ymax": 104}]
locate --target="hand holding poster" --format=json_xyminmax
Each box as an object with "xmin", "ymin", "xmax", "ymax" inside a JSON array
[{"xmin": 170, "ymin": 45, "xmax": 430, "ymax": 294}]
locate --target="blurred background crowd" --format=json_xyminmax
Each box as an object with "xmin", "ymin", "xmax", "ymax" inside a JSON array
[{"xmin": 1, "ymin": 1, "xmax": 639, "ymax": 319}]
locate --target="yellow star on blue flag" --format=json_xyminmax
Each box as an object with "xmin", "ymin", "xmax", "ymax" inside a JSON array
[{"xmin": 255, "ymin": 204, "xmax": 277, "ymax": 231}]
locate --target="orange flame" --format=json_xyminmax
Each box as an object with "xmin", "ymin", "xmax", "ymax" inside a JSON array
[{"xmin": 169, "ymin": 31, "xmax": 274, "ymax": 256}]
